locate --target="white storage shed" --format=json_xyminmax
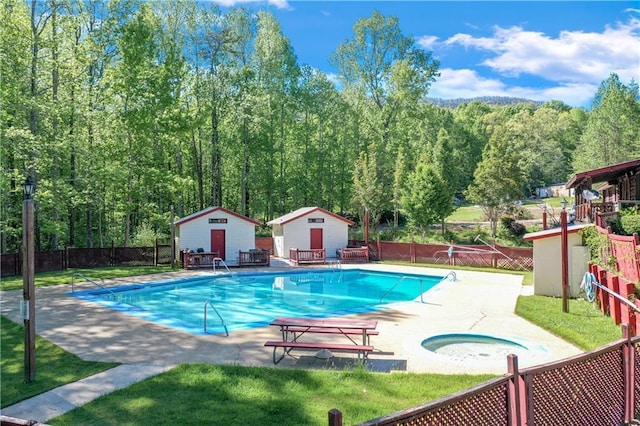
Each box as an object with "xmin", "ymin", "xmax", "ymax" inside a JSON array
[
  {"xmin": 175, "ymin": 206, "xmax": 261, "ymax": 265},
  {"xmin": 523, "ymin": 224, "xmax": 589, "ymax": 297},
  {"xmin": 267, "ymin": 207, "xmax": 354, "ymax": 259}
]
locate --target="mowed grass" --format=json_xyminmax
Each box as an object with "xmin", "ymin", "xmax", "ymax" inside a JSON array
[
  {"xmin": 0, "ymin": 265, "xmax": 173, "ymax": 291},
  {"xmin": 516, "ymin": 295, "xmax": 622, "ymax": 350},
  {"xmin": 0, "ymin": 316, "xmax": 119, "ymax": 407},
  {"xmin": 48, "ymin": 364, "xmax": 493, "ymax": 426},
  {"xmin": 446, "ymin": 197, "xmax": 566, "ymax": 223}
]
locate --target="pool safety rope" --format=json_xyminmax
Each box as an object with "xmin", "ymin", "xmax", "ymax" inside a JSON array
[{"xmin": 580, "ymin": 272, "xmax": 598, "ymax": 303}]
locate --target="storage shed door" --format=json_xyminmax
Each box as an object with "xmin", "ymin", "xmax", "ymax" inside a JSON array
[
  {"xmin": 210, "ymin": 229, "xmax": 226, "ymax": 260},
  {"xmin": 310, "ymin": 228, "xmax": 323, "ymax": 250}
]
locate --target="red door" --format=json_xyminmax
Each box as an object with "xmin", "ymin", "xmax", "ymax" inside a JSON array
[
  {"xmin": 210, "ymin": 229, "xmax": 226, "ymax": 259},
  {"xmin": 310, "ymin": 228, "xmax": 323, "ymax": 249}
]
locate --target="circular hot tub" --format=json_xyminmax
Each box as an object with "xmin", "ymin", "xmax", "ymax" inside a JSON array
[{"xmin": 421, "ymin": 333, "xmax": 544, "ymax": 362}]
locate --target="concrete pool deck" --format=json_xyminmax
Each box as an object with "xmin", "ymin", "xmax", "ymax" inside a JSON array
[{"xmin": 1, "ymin": 263, "xmax": 582, "ymax": 422}]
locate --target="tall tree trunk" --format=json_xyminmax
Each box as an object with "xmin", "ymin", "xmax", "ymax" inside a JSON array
[
  {"xmin": 211, "ymin": 105, "xmax": 222, "ymax": 207},
  {"xmin": 241, "ymin": 118, "xmax": 249, "ymax": 216},
  {"xmin": 50, "ymin": 0, "xmax": 60, "ymax": 249}
]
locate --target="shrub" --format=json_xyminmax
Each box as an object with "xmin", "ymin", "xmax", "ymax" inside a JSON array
[
  {"xmin": 581, "ymin": 225, "xmax": 615, "ymax": 269},
  {"xmin": 620, "ymin": 210, "xmax": 640, "ymax": 236},
  {"xmin": 498, "ymin": 215, "xmax": 527, "ymax": 237},
  {"xmin": 130, "ymin": 223, "xmax": 169, "ymax": 247},
  {"xmin": 504, "ymin": 204, "xmax": 533, "ymax": 220}
]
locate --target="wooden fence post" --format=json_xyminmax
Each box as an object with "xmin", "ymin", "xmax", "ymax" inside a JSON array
[
  {"xmin": 621, "ymin": 324, "xmax": 635, "ymax": 424},
  {"xmin": 507, "ymin": 354, "xmax": 526, "ymax": 426},
  {"xmin": 328, "ymin": 408, "xmax": 343, "ymax": 426}
]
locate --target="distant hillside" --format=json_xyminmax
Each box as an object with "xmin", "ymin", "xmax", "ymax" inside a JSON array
[{"xmin": 425, "ymin": 96, "xmax": 545, "ymax": 109}]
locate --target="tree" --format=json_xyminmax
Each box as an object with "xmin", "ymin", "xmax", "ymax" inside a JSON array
[
  {"xmin": 431, "ymin": 128, "xmax": 457, "ymax": 234},
  {"xmin": 331, "ymin": 10, "xmax": 440, "ymax": 218},
  {"xmin": 400, "ymin": 160, "xmax": 449, "ymax": 238},
  {"xmin": 466, "ymin": 130, "xmax": 526, "ymax": 238},
  {"xmin": 352, "ymin": 149, "xmax": 385, "ymax": 232},
  {"xmin": 573, "ymin": 73, "xmax": 640, "ymax": 172}
]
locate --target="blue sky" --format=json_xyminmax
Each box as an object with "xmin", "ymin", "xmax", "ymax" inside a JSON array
[{"xmin": 214, "ymin": 1, "xmax": 640, "ymax": 108}]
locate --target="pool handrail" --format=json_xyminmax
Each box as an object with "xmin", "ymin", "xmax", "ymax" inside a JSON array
[
  {"xmin": 204, "ymin": 300, "xmax": 229, "ymax": 336},
  {"xmin": 380, "ymin": 276, "xmax": 429, "ymax": 304},
  {"xmin": 212, "ymin": 257, "xmax": 231, "ymax": 273},
  {"xmin": 71, "ymin": 273, "xmax": 117, "ymax": 299},
  {"xmin": 380, "ymin": 272, "xmax": 456, "ymax": 305}
]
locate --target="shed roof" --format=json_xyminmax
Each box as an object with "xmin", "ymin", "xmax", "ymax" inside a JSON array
[
  {"xmin": 566, "ymin": 159, "xmax": 640, "ymax": 189},
  {"xmin": 175, "ymin": 206, "xmax": 261, "ymax": 226},
  {"xmin": 267, "ymin": 207, "xmax": 354, "ymax": 226},
  {"xmin": 523, "ymin": 223, "xmax": 588, "ymax": 242}
]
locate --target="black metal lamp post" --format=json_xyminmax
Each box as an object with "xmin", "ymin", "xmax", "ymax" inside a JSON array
[
  {"xmin": 560, "ymin": 197, "xmax": 569, "ymax": 313},
  {"xmin": 22, "ymin": 177, "xmax": 36, "ymax": 382}
]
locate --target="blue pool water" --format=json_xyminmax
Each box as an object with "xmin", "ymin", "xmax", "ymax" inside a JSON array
[{"xmin": 70, "ymin": 269, "xmax": 444, "ymax": 335}]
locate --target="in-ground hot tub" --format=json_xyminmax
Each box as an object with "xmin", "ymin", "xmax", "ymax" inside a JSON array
[{"xmin": 421, "ymin": 333, "xmax": 547, "ymax": 363}]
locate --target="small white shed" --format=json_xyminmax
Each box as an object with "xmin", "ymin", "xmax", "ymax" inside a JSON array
[
  {"xmin": 175, "ymin": 206, "xmax": 261, "ymax": 264},
  {"xmin": 267, "ymin": 207, "xmax": 354, "ymax": 259},
  {"xmin": 523, "ymin": 224, "xmax": 590, "ymax": 297}
]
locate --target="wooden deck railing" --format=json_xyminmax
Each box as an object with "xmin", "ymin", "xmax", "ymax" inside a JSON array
[
  {"xmin": 339, "ymin": 247, "xmax": 369, "ymax": 263},
  {"xmin": 289, "ymin": 248, "xmax": 325, "ymax": 265},
  {"xmin": 238, "ymin": 249, "xmax": 270, "ymax": 267},
  {"xmin": 182, "ymin": 251, "xmax": 220, "ymax": 269}
]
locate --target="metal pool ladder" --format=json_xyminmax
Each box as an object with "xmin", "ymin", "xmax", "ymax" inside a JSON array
[
  {"xmin": 203, "ymin": 300, "xmax": 229, "ymax": 336},
  {"xmin": 379, "ymin": 276, "xmax": 426, "ymax": 304},
  {"xmin": 443, "ymin": 271, "xmax": 457, "ymax": 282},
  {"xmin": 71, "ymin": 273, "xmax": 118, "ymax": 299},
  {"xmin": 212, "ymin": 257, "xmax": 231, "ymax": 273},
  {"xmin": 380, "ymin": 272, "xmax": 456, "ymax": 305}
]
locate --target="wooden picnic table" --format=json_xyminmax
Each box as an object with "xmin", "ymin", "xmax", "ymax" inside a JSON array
[{"xmin": 265, "ymin": 317, "xmax": 378, "ymax": 364}]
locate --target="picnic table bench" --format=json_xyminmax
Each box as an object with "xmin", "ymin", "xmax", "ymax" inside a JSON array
[{"xmin": 265, "ymin": 317, "xmax": 378, "ymax": 364}]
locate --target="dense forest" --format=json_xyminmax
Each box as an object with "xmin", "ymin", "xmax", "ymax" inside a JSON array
[{"xmin": 1, "ymin": 0, "xmax": 639, "ymax": 253}]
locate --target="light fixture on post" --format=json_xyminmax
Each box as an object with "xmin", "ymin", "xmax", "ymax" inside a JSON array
[
  {"xmin": 22, "ymin": 177, "xmax": 36, "ymax": 382},
  {"xmin": 561, "ymin": 197, "xmax": 568, "ymax": 211}
]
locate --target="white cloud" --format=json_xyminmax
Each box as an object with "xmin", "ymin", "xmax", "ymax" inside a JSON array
[
  {"xmin": 429, "ymin": 68, "xmax": 597, "ymax": 107},
  {"xmin": 211, "ymin": 0, "xmax": 290, "ymax": 9},
  {"xmin": 445, "ymin": 18, "xmax": 640, "ymax": 85},
  {"xmin": 416, "ymin": 35, "xmax": 439, "ymax": 50}
]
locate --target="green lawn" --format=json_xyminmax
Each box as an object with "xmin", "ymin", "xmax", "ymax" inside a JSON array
[
  {"xmin": 446, "ymin": 197, "xmax": 566, "ymax": 224},
  {"xmin": 515, "ymin": 295, "xmax": 621, "ymax": 350},
  {"xmin": 0, "ymin": 265, "xmax": 173, "ymax": 292},
  {"xmin": 0, "ymin": 316, "xmax": 119, "ymax": 408},
  {"xmin": 48, "ymin": 365, "xmax": 493, "ymax": 426}
]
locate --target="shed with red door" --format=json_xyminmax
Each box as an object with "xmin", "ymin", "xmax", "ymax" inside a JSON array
[
  {"xmin": 267, "ymin": 207, "xmax": 354, "ymax": 261},
  {"xmin": 175, "ymin": 206, "xmax": 261, "ymax": 266}
]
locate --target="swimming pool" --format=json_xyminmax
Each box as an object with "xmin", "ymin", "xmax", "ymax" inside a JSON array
[{"xmin": 70, "ymin": 269, "xmax": 445, "ymax": 335}]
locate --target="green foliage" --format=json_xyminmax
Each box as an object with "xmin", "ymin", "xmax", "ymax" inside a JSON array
[
  {"xmin": 581, "ymin": 225, "xmax": 614, "ymax": 269},
  {"xmin": 573, "ymin": 73, "xmax": 640, "ymax": 172},
  {"xmin": 498, "ymin": 215, "xmax": 527, "ymax": 237},
  {"xmin": 503, "ymin": 204, "xmax": 533, "ymax": 220},
  {"xmin": 465, "ymin": 130, "xmax": 525, "ymax": 237},
  {"xmin": 1, "ymin": 1, "xmax": 636, "ymax": 260},
  {"xmin": 619, "ymin": 209, "xmax": 640, "ymax": 236},
  {"xmin": 131, "ymin": 222, "xmax": 169, "ymax": 247},
  {"xmin": 401, "ymin": 162, "xmax": 451, "ymax": 236}
]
